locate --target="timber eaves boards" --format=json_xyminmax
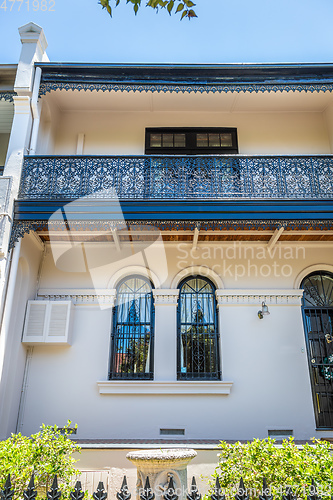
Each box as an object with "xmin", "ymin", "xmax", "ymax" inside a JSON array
[{"xmin": 36, "ymin": 63, "xmax": 333, "ymax": 95}]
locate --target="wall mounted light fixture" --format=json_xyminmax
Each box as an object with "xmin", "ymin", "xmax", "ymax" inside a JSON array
[{"xmin": 258, "ymin": 301, "xmax": 270, "ymax": 319}]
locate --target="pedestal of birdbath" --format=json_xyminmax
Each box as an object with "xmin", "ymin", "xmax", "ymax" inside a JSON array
[{"xmin": 126, "ymin": 448, "xmax": 197, "ymax": 500}]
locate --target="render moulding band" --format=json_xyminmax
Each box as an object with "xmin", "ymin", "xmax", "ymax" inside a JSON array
[
  {"xmin": 37, "ymin": 288, "xmax": 117, "ymax": 306},
  {"xmin": 216, "ymin": 289, "xmax": 304, "ymax": 306},
  {"xmin": 38, "ymin": 288, "xmax": 180, "ymax": 306},
  {"xmin": 97, "ymin": 380, "xmax": 233, "ymax": 395},
  {"xmin": 153, "ymin": 289, "xmax": 180, "ymax": 305}
]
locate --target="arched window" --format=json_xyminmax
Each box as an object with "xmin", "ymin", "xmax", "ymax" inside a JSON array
[
  {"xmin": 177, "ymin": 276, "xmax": 220, "ymax": 380},
  {"xmin": 109, "ymin": 276, "xmax": 154, "ymax": 380},
  {"xmin": 301, "ymin": 271, "xmax": 333, "ymax": 428}
]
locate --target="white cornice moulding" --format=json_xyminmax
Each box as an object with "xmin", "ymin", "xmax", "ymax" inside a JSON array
[
  {"xmin": 215, "ymin": 289, "xmax": 304, "ymax": 306},
  {"xmin": 97, "ymin": 380, "xmax": 233, "ymax": 395},
  {"xmin": 38, "ymin": 289, "xmax": 117, "ymax": 306},
  {"xmin": 18, "ymin": 22, "xmax": 48, "ymax": 51},
  {"xmin": 153, "ymin": 289, "xmax": 180, "ymax": 305}
]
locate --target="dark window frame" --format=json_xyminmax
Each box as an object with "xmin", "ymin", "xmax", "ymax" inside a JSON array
[
  {"xmin": 109, "ymin": 275, "xmax": 155, "ymax": 380},
  {"xmin": 177, "ymin": 275, "xmax": 221, "ymax": 380},
  {"xmin": 301, "ymin": 271, "xmax": 333, "ymax": 429},
  {"xmin": 145, "ymin": 127, "xmax": 238, "ymax": 155}
]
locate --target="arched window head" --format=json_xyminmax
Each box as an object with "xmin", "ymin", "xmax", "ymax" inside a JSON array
[
  {"xmin": 177, "ymin": 276, "xmax": 220, "ymax": 380},
  {"xmin": 301, "ymin": 270, "xmax": 333, "ymax": 428},
  {"xmin": 109, "ymin": 276, "xmax": 154, "ymax": 380},
  {"xmin": 301, "ymin": 271, "xmax": 333, "ymax": 307}
]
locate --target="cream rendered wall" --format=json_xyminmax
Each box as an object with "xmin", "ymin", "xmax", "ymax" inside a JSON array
[
  {"xmin": 34, "ymin": 241, "xmax": 333, "ymax": 290},
  {"xmin": 16, "ymin": 240, "xmax": 333, "ymax": 441},
  {"xmin": 324, "ymin": 102, "xmax": 333, "ymax": 153},
  {"xmin": 51, "ymin": 110, "xmax": 330, "ymax": 156},
  {"xmin": 36, "ymin": 98, "xmax": 59, "ymax": 154}
]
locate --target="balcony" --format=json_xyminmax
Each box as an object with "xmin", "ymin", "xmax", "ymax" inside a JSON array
[
  {"xmin": 18, "ymin": 155, "xmax": 333, "ymax": 201},
  {"xmin": 12, "ymin": 154, "xmax": 333, "ymax": 236}
]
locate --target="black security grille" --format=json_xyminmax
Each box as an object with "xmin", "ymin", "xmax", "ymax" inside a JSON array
[
  {"xmin": 302, "ymin": 271, "xmax": 333, "ymax": 428},
  {"xmin": 110, "ymin": 276, "xmax": 154, "ymax": 380},
  {"xmin": 177, "ymin": 277, "xmax": 220, "ymax": 380}
]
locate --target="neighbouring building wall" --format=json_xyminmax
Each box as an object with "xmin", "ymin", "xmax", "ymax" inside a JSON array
[
  {"xmin": 0, "ymin": 98, "xmax": 14, "ymax": 166},
  {"xmin": 0, "ymin": 133, "xmax": 10, "ymax": 166},
  {"xmin": 15, "ymin": 240, "xmax": 333, "ymax": 441},
  {"xmin": 0, "ymin": 233, "xmax": 43, "ymax": 437},
  {"xmin": 49, "ymin": 110, "xmax": 330, "ymax": 156}
]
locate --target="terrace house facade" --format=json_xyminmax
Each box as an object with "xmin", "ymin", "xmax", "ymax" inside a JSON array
[{"xmin": 0, "ymin": 23, "xmax": 333, "ymax": 450}]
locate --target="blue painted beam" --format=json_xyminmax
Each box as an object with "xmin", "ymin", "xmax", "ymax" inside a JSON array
[{"xmin": 13, "ymin": 199, "xmax": 333, "ymax": 222}]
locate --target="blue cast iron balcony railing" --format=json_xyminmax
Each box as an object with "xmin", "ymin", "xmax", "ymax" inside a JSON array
[{"xmin": 18, "ymin": 155, "xmax": 333, "ymax": 200}]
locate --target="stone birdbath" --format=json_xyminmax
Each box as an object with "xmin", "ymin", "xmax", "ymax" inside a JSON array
[{"xmin": 126, "ymin": 448, "xmax": 197, "ymax": 500}]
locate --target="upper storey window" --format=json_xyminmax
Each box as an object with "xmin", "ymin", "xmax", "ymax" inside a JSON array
[{"xmin": 145, "ymin": 128, "xmax": 238, "ymax": 155}]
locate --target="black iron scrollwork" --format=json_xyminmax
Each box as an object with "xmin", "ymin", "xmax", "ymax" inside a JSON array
[
  {"xmin": 259, "ymin": 479, "xmax": 273, "ymax": 500},
  {"xmin": 93, "ymin": 482, "xmax": 107, "ymax": 500},
  {"xmin": 163, "ymin": 476, "xmax": 178, "ymax": 500},
  {"xmin": 117, "ymin": 477, "xmax": 131, "ymax": 500},
  {"xmin": 23, "ymin": 474, "xmax": 37, "ymax": 500},
  {"xmin": 307, "ymin": 479, "xmax": 322, "ymax": 500},
  {"xmin": 282, "ymin": 486, "xmax": 297, "ymax": 500},
  {"xmin": 187, "ymin": 477, "xmax": 201, "ymax": 500},
  {"xmin": 210, "ymin": 477, "xmax": 225, "ymax": 500},
  {"xmin": 70, "ymin": 481, "xmax": 84, "ymax": 500},
  {"xmin": 140, "ymin": 477, "xmax": 155, "ymax": 500},
  {"xmin": 235, "ymin": 478, "xmax": 249, "ymax": 500},
  {"xmin": 0, "ymin": 475, "xmax": 14, "ymax": 500},
  {"xmin": 47, "ymin": 476, "xmax": 61, "ymax": 500}
]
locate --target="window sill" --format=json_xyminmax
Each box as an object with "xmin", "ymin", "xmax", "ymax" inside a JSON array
[{"xmin": 97, "ymin": 381, "xmax": 233, "ymax": 395}]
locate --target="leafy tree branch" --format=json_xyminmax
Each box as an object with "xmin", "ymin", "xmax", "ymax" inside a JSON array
[{"xmin": 99, "ymin": 0, "xmax": 197, "ymax": 20}]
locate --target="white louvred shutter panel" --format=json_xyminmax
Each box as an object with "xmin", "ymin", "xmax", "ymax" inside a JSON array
[
  {"xmin": 45, "ymin": 301, "xmax": 73, "ymax": 344},
  {"xmin": 22, "ymin": 302, "xmax": 47, "ymax": 342},
  {"xmin": 47, "ymin": 303, "xmax": 70, "ymax": 339},
  {"xmin": 22, "ymin": 300, "xmax": 73, "ymax": 345}
]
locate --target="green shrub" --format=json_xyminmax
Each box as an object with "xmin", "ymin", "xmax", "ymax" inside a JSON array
[
  {"xmin": 213, "ymin": 438, "xmax": 333, "ymax": 500},
  {"xmin": 0, "ymin": 422, "xmax": 80, "ymax": 499}
]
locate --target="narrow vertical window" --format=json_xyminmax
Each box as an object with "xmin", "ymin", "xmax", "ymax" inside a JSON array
[
  {"xmin": 110, "ymin": 276, "xmax": 154, "ymax": 380},
  {"xmin": 177, "ymin": 276, "xmax": 220, "ymax": 380},
  {"xmin": 301, "ymin": 271, "xmax": 333, "ymax": 428}
]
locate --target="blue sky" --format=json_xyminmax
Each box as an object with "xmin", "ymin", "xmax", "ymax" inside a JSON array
[{"xmin": 0, "ymin": 0, "xmax": 332, "ymax": 64}]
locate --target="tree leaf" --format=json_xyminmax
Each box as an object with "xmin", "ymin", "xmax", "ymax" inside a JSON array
[
  {"xmin": 182, "ymin": 0, "xmax": 195, "ymax": 7},
  {"xmin": 180, "ymin": 9, "xmax": 187, "ymax": 19},
  {"xmin": 99, "ymin": 0, "xmax": 112, "ymax": 15},
  {"xmin": 167, "ymin": 0, "xmax": 174, "ymax": 14},
  {"xmin": 175, "ymin": 3, "xmax": 184, "ymax": 12},
  {"xmin": 187, "ymin": 8, "xmax": 197, "ymax": 17}
]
